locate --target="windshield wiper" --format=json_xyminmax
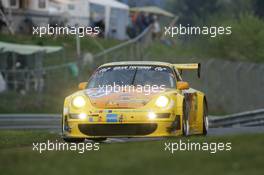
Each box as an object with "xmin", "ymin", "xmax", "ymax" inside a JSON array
[{"xmin": 130, "ymin": 68, "xmax": 138, "ymax": 85}]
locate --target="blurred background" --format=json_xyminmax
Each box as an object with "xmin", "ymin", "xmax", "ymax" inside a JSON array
[
  {"xmin": 0, "ymin": 0, "xmax": 263, "ymax": 115},
  {"xmin": 0, "ymin": 1, "xmax": 264, "ymax": 175}
]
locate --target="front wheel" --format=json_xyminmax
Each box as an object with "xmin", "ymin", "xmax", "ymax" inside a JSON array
[
  {"xmin": 63, "ymin": 138, "xmax": 85, "ymax": 143},
  {"xmin": 89, "ymin": 138, "xmax": 107, "ymax": 142}
]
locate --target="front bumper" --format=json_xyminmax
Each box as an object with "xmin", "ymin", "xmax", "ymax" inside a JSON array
[
  {"xmin": 79, "ymin": 123, "xmax": 157, "ymax": 136},
  {"xmin": 63, "ymin": 109, "xmax": 182, "ymax": 138}
]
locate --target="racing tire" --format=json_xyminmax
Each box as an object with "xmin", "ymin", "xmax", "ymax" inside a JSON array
[
  {"xmin": 182, "ymin": 101, "xmax": 190, "ymax": 136},
  {"xmin": 202, "ymin": 101, "xmax": 209, "ymax": 135},
  {"xmin": 63, "ymin": 138, "xmax": 85, "ymax": 143}
]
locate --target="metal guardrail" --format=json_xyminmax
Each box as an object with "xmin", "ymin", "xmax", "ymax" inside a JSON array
[
  {"xmin": 0, "ymin": 109, "xmax": 264, "ymax": 130},
  {"xmin": 93, "ymin": 25, "xmax": 152, "ymax": 59},
  {"xmin": 0, "ymin": 114, "xmax": 61, "ymax": 130},
  {"xmin": 209, "ymin": 109, "xmax": 264, "ymax": 128}
]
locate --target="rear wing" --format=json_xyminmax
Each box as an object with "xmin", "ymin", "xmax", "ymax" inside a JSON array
[{"xmin": 173, "ymin": 63, "xmax": 201, "ymax": 78}]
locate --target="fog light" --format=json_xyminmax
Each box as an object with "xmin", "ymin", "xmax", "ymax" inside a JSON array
[
  {"xmin": 148, "ymin": 112, "xmax": 157, "ymax": 120},
  {"xmin": 78, "ymin": 113, "xmax": 87, "ymax": 120}
]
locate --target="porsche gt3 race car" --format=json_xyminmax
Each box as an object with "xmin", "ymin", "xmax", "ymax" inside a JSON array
[{"xmin": 62, "ymin": 61, "xmax": 209, "ymax": 142}]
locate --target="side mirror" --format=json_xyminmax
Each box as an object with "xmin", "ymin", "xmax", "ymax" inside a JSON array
[
  {"xmin": 177, "ymin": 81, "xmax": 189, "ymax": 90},
  {"xmin": 78, "ymin": 82, "xmax": 88, "ymax": 90}
]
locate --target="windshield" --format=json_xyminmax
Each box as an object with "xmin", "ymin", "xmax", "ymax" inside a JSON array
[{"xmin": 88, "ymin": 65, "xmax": 176, "ymax": 88}]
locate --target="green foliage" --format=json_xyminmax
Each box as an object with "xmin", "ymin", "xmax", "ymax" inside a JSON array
[
  {"xmin": 166, "ymin": 0, "xmax": 222, "ymax": 25},
  {"xmin": 203, "ymin": 14, "xmax": 264, "ymax": 61},
  {"xmin": 166, "ymin": 0, "xmax": 255, "ymax": 25},
  {"xmin": 165, "ymin": 0, "xmax": 264, "ymax": 62}
]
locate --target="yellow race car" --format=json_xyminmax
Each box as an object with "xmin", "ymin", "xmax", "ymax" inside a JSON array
[{"xmin": 62, "ymin": 61, "xmax": 208, "ymax": 142}]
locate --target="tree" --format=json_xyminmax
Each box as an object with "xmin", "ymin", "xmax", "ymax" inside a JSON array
[
  {"xmin": 254, "ymin": 0, "xmax": 264, "ymax": 18},
  {"xmin": 166, "ymin": 0, "xmax": 222, "ymax": 25},
  {"xmin": 166, "ymin": 0, "xmax": 256, "ymax": 25}
]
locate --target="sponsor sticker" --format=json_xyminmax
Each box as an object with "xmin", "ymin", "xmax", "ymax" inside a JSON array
[
  {"xmin": 89, "ymin": 117, "xmax": 93, "ymax": 122},
  {"xmin": 106, "ymin": 114, "xmax": 118, "ymax": 122}
]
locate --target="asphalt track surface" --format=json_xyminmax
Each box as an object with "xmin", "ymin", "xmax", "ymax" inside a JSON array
[{"xmin": 0, "ymin": 114, "xmax": 264, "ymax": 143}]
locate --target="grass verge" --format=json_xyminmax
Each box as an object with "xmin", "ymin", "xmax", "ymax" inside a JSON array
[{"xmin": 0, "ymin": 131, "xmax": 263, "ymax": 175}]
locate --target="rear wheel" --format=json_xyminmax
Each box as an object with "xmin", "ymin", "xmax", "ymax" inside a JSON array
[
  {"xmin": 203, "ymin": 101, "xmax": 209, "ymax": 135},
  {"xmin": 63, "ymin": 138, "xmax": 85, "ymax": 143},
  {"xmin": 182, "ymin": 101, "xmax": 190, "ymax": 136},
  {"xmin": 183, "ymin": 118, "xmax": 190, "ymax": 136}
]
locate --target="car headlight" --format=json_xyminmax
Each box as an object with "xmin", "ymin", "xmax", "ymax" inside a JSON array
[
  {"xmin": 72, "ymin": 96, "xmax": 86, "ymax": 108},
  {"xmin": 155, "ymin": 95, "xmax": 169, "ymax": 108}
]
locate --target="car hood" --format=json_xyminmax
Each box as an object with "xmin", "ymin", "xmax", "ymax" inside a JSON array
[{"xmin": 84, "ymin": 88, "xmax": 168, "ymax": 109}]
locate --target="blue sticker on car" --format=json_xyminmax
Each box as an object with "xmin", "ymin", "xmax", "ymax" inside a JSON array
[
  {"xmin": 106, "ymin": 114, "xmax": 118, "ymax": 122},
  {"xmin": 89, "ymin": 117, "xmax": 93, "ymax": 122}
]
